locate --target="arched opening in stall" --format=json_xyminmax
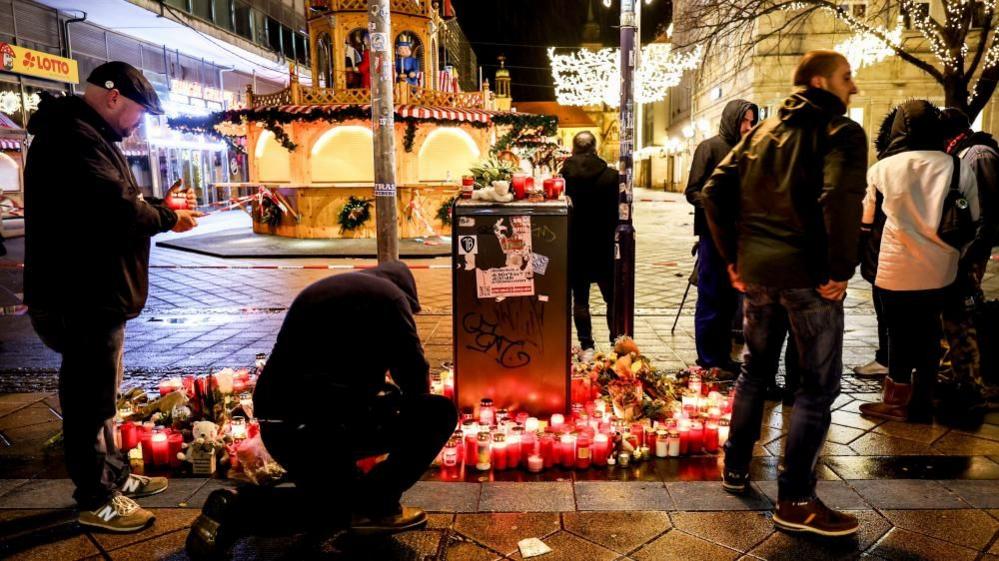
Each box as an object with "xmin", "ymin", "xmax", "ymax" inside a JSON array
[
  {"xmin": 316, "ymin": 32, "xmax": 334, "ymax": 88},
  {"xmin": 310, "ymin": 125, "xmax": 374, "ymax": 183},
  {"xmin": 345, "ymin": 28, "xmax": 369, "ymax": 89},
  {"xmin": 418, "ymin": 127, "xmax": 480, "ymax": 182},
  {"xmin": 255, "ymin": 130, "xmax": 291, "ymax": 182}
]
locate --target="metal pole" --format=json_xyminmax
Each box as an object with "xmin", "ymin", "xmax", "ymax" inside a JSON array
[
  {"xmin": 369, "ymin": 0, "xmax": 400, "ymax": 262},
  {"xmin": 612, "ymin": 0, "xmax": 637, "ymax": 338}
]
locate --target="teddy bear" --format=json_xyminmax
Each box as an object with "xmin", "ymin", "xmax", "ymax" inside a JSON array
[{"xmin": 177, "ymin": 420, "xmax": 229, "ymax": 476}]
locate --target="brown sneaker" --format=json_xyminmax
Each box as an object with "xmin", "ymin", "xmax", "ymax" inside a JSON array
[
  {"xmin": 350, "ymin": 506, "xmax": 427, "ymax": 536},
  {"xmin": 859, "ymin": 377, "xmax": 912, "ymax": 421},
  {"xmin": 120, "ymin": 474, "xmax": 168, "ymax": 498},
  {"xmin": 772, "ymin": 497, "xmax": 859, "ymax": 537},
  {"xmin": 78, "ymin": 495, "xmax": 155, "ymax": 533}
]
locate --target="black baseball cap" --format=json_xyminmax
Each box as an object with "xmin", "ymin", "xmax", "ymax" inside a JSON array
[{"xmin": 86, "ymin": 61, "xmax": 164, "ymax": 115}]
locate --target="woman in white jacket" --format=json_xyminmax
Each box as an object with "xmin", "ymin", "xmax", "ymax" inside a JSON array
[{"xmin": 859, "ymin": 100, "xmax": 981, "ymax": 423}]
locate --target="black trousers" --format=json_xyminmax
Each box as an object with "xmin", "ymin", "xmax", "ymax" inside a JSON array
[
  {"xmin": 873, "ymin": 286, "xmax": 890, "ymax": 366},
  {"xmin": 30, "ymin": 310, "xmax": 129, "ymax": 510},
  {"xmin": 571, "ymin": 273, "xmax": 615, "ymax": 350},
  {"xmin": 880, "ymin": 287, "xmax": 946, "ymax": 412},
  {"xmin": 261, "ymin": 394, "xmax": 456, "ymax": 523}
]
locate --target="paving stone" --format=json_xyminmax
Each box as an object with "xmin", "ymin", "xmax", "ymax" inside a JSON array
[
  {"xmin": 0, "ymin": 478, "xmax": 76, "ymax": 509},
  {"xmin": 880, "ymin": 508, "xmax": 999, "ymax": 550},
  {"xmin": 562, "ymin": 511, "xmax": 671, "ymax": 554},
  {"xmin": 0, "ymin": 478, "xmax": 29, "ymax": 498},
  {"xmin": 849, "ymin": 479, "xmax": 969, "ymax": 509},
  {"xmin": 2, "ymin": 533, "xmax": 100, "ymax": 561},
  {"xmin": 754, "ymin": 480, "xmax": 868, "ymax": 510},
  {"xmin": 848, "ymin": 432, "xmax": 939, "ymax": 456},
  {"xmin": 657, "ymin": 456, "xmax": 724, "ymax": 482},
  {"xmin": 830, "ymin": 410, "xmax": 883, "ymax": 431},
  {"xmin": 937, "ymin": 479, "xmax": 999, "ymax": 508},
  {"xmin": 454, "ymin": 512, "xmax": 560, "ymax": 556},
  {"xmin": 181, "ymin": 478, "xmax": 238, "ymax": 509},
  {"xmin": 632, "ymin": 529, "xmax": 741, "ymax": 561},
  {"xmin": 0, "ymin": 403, "xmax": 61, "ymax": 431},
  {"xmin": 574, "ymin": 482, "xmax": 673, "ymax": 511},
  {"xmin": 402, "ymin": 481, "xmax": 480, "ymax": 513},
  {"xmin": 444, "ymin": 537, "xmax": 503, "ymax": 561},
  {"xmin": 135, "ymin": 478, "xmax": 208, "ymax": 508},
  {"xmin": 823, "ymin": 424, "xmax": 867, "ymax": 445},
  {"xmin": 747, "ymin": 510, "xmax": 890, "ymax": 561},
  {"xmin": 427, "ymin": 513, "xmax": 455, "ymax": 530},
  {"xmin": 92, "ymin": 508, "xmax": 200, "ymax": 551},
  {"xmin": 954, "ymin": 423, "xmax": 999, "ymax": 443},
  {"xmin": 669, "ymin": 511, "xmax": 774, "ymax": 553},
  {"xmin": 824, "ymin": 455, "xmax": 999, "ymax": 480},
  {"xmin": 867, "ymin": 527, "xmax": 978, "ymax": 561},
  {"xmin": 932, "ymin": 432, "xmax": 999, "ymax": 455},
  {"xmin": 479, "ymin": 482, "xmax": 574, "ymax": 512},
  {"xmin": 665, "ymin": 481, "xmax": 772, "ymax": 511},
  {"xmin": 764, "ymin": 435, "xmax": 856, "ymax": 458},
  {"xmin": 872, "ymin": 420, "xmax": 951, "ymax": 444},
  {"xmin": 751, "ymin": 457, "xmax": 840, "ymax": 481},
  {"xmin": 509, "ymin": 529, "xmax": 619, "ymax": 561}
]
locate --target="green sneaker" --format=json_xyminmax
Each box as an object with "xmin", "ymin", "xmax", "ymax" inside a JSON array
[
  {"xmin": 78, "ymin": 495, "xmax": 154, "ymax": 533},
  {"xmin": 120, "ymin": 474, "xmax": 169, "ymax": 498}
]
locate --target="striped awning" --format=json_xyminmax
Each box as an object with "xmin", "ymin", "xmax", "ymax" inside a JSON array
[
  {"xmin": 0, "ymin": 138, "xmax": 20, "ymax": 150},
  {"xmin": 252, "ymin": 104, "xmax": 507, "ymax": 125}
]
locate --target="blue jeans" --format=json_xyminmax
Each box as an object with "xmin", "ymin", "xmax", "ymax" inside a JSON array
[
  {"xmin": 695, "ymin": 236, "xmax": 738, "ymax": 368},
  {"xmin": 724, "ymin": 284, "xmax": 844, "ymax": 501}
]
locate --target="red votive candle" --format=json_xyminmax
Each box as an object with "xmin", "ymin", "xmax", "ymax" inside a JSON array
[
  {"xmin": 678, "ymin": 420, "xmax": 690, "ymax": 455},
  {"xmin": 168, "ymin": 431, "xmax": 184, "ymax": 468},
  {"xmin": 704, "ymin": 421, "xmax": 719, "ymax": 453},
  {"xmin": 507, "ymin": 427, "xmax": 523, "ymax": 469},
  {"xmin": 540, "ymin": 433, "xmax": 556, "ymax": 468},
  {"xmin": 550, "ymin": 413, "xmax": 565, "ymax": 431},
  {"xmin": 158, "ymin": 378, "xmax": 181, "ymax": 396},
  {"xmin": 121, "ymin": 422, "xmax": 139, "ymax": 451},
  {"xmin": 592, "ymin": 433, "xmax": 610, "ymax": 466},
  {"xmin": 521, "ymin": 430, "xmax": 537, "ymax": 463},
  {"xmin": 689, "ymin": 420, "xmax": 704, "ymax": 454},
  {"xmin": 575, "ymin": 434, "xmax": 592, "ymax": 469},
  {"xmin": 151, "ymin": 429, "xmax": 170, "ymax": 467},
  {"xmin": 464, "ymin": 430, "xmax": 478, "ymax": 466},
  {"xmin": 492, "ymin": 433, "xmax": 508, "ymax": 470},
  {"xmin": 560, "ymin": 434, "xmax": 576, "ymax": 469}
]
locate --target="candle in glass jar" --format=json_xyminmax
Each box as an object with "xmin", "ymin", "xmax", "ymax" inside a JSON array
[
  {"xmin": 527, "ymin": 454, "xmax": 544, "ymax": 473},
  {"xmin": 492, "ymin": 433, "xmax": 508, "ymax": 470},
  {"xmin": 496, "ymin": 408, "xmax": 509, "ymax": 425},
  {"xmin": 230, "ymin": 416, "xmax": 248, "ymax": 440},
  {"xmin": 507, "ymin": 427, "xmax": 523, "ymax": 469},
  {"xmin": 540, "ymin": 433, "xmax": 556, "ymax": 468},
  {"xmin": 678, "ymin": 421, "xmax": 690, "ymax": 455},
  {"xmin": 443, "ymin": 437, "xmax": 459, "ymax": 467},
  {"xmin": 151, "ymin": 429, "xmax": 170, "ymax": 467},
  {"xmin": 158, "ymin": 377, "xmax": 182, "ymax": 396},
  {"xmin": 681, "ymin": 391, "xmax": 697, "ymax": 415},
  {"xmin": 121, "ymin": 421, "xmax": 139, "ymax": 451},
  {"xmin": 689, "ymin": 420, "xmax": 704, "ymax": 453},
  {"xmin": 525, "ymin": 417, "xmax": 539, "ymax": 433},
  {"xmin": 168, "ymin": 431, "xmax": 184, "ymax": 468},
  {"xmin": 521, "ymin": 430, "xmax": 537, "ymax": 463},
  {"xmin": 452, "ymin": 430, "xmax": 465, "ymax": 464},
  {"xmin": 550, "ymin": 414, "xmax": 565, "ymax": 430},
  {"xmin": 718, "ymin": 419, "xmax": 730, "ymax": 447},
  {"xmin": 708, "ymin": 406, "xmax": 722, "ymax": 421},
  {"xmin": 560, "ymin": 434, "xmax": 576, "ymax": 468},
  {"xmin": 655, "ymin": 429, "xmax": 669, "ymax": 458},
  {"xmin": 618, "ymin": 452, "xmax": 631, "ymax": 467},
  {"xmin": 592, "ymin": 433, "xmax": 610, "ymax": 466},
  {"xmin": 704, "ymin": 421, "xmax": 719, "ymax": 453},
  {"xmin": 575, "ymin": 434, "xmax": 592, "ymax": 469},
  {"xmin": 667, "ymin": 430, "xmax": 681, "ymax": 457},
  {"xmin": 476, "ymin": 432, "xmax": 492, "ymax": 471},
  {"xmin": 464, "ymin": 428, "xmax": 479, "ymax": 466},
  {"xmin": 479, "ymin": 398, "xmax": 495, "ymax": 427},
  {"xmin": 688, "ymin": 372, "xmax": 702, "ymax": 395}
]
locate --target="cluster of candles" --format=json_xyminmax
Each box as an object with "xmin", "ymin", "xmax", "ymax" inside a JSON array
[
  {"xmin": 437, "ymin": 378, "xmax": 735, "ymax": 474},
  {"xmin": 118, "ymin": 421, "xmax": 185, "ymax": 469},
  {"xmin": 157, "ymin": 370, "xmax": 254, "ymax": 397}
]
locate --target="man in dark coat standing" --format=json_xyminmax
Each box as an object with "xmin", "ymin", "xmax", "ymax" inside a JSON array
[
  {"xmin": 24, "ymin": 62, "xmax": 202, "ymax": 532},
  {"xmin": 685, "ymin": 99, "xmax": 758, "ymax": 374},
  {"xmin": 252, "ymin": 262, "xmax": 457, "ymax": 536},
  {"xmin": 561, "ymin": 131, "xmax": 620, "ymax": 357}
]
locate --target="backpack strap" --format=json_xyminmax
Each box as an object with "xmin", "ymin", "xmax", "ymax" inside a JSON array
[{"xmin": 950, "ymin": 154, "xmax": 961, "ymax": 193}]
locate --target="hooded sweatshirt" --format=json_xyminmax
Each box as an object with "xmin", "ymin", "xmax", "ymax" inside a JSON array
[
  {"xmin": 24, "ymin": 94, "xmax": 177, "ymax": 319},
  {"xmin": 864, "ymin": 100, "xmax": 981, "ymax": 291},
  {"xmin": 253, "ymin": 261, "xmax": 430, "ymax": 423},
  {"xmin": 948, "ymin": 130, "xmax": 999, "ymax": 257},
  {"xmin": 560, "ymin": 151, "xmax": 619, "ymax": 280},
  {"xmin": 685, "ymin": 99, "xmax": 758, "ymax": 236},
  {"xmin": 702, "ymin": 87, "xmax": 868, "ymax": 288}
]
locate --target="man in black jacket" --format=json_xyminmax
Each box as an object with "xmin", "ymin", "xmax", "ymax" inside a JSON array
[
  {"xmin": 24, "ymin": 62, "xmax": 201, "ymax": 533},
  {"xmin": 254, "ymin": 262, "xmax": 456, "ymax": 535},
  {"xmin": 685, "ymin": 99, "xmax": 757, "ymax": 374},
  {"xmin": 703, "ymin": 50, "xmax": 867, "ymax": 537},
  {"xmin": 561, "ymin": 131, "xmax": 620, "ymax": 357},
  {"xmin": 938, "ymin": 108, "xmax": 999, "ymax": 415}
]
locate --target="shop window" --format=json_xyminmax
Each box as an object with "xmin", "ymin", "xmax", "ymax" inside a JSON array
[
  {"xmin": 234, "ymin": 1, "xmax": 254, "ymax": 39},
  {"xmin": 310, "ymin": 126, "xmax": 374, "ymax": 183},
  {"xmin": 295, "ymin": 33, "xmax": 308, "ymax": 64},
  {"xmin": 192, "ymin": 0, "xmax": 213, "ymax": 21},
  {"xmin": 418, "ymin": 128, "xmax": 480, "ymax": 182},
  {"xmin": 264, "ymin": 16, "xmax": 280, "ymax": 50},
  {"xmin": 165, "ymin": 0, "xmax": 190, "ymax": 11},
  {"xmin": 255, "ymin": 130, "xmax": 292, "ymax": 182},
  {"xmin": 282, "ymin": 26, "xmax": 295, "ymax": 59},
  {"xmin": 215, "ymin": 0, "xmax": 234, "ymax": 31}
]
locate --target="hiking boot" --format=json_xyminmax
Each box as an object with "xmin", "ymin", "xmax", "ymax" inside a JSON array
[
  {"xmin": 773, "ymin": 497, "xmax": 859, "ymax": 537},
  {"xmin": 350, "ymin": 506, "xmax": 427, "ymax": 536},
  {"xmin": 722, "ymin": 470, "xmax": 750, "ymax": 495},
  {"xmin": 186, "ymin": 488, "xmax": 242, "ymax": 561},
  {"xmin": 78, "ymin": 494, "xmax": 154, "ymax": 533},
  {"xmin": 853, "ymin": 360, "xmax": 889, "ymax": 377},
  {"xmin": 859, "ymin": 377, "xmax": 912, "ymax": 421},
  {"xmin": 120, "ymin": 474, "xmax": 168, "ymax": 498}
]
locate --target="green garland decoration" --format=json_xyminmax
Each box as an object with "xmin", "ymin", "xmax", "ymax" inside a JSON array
[
  {"xmin": 338, "ymin": 196, "xmax": 373, "ymax": 232},
  {"xmin": 436, "ymin": 196, "xmax": 456, "ymax": 226},
  {"xmin": 168, "ymin": 107, "xmax": 558, "ymax": 154},
  {"xmin": 403, "ymin": 121, "xmax": 418, "ymax": 153}
]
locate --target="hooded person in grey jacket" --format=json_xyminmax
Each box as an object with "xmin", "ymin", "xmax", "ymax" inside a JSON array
[{"xmin": 685, "ymin": 99, "xmax": 758, "ymax": 374}]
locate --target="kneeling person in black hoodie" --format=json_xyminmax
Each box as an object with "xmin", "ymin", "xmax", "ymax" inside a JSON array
[{"xmin": 253, "ymin": 261, "xmax": 457, "ymax": 536}]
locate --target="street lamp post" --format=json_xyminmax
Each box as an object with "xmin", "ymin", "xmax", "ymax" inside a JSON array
[
  {"xmin": 612, "ymin": 0, "xmax": 637, "ymax": 339},
  {"xmin": 369, "ymin": 0, "xmax": 400, "ymax": 263}
]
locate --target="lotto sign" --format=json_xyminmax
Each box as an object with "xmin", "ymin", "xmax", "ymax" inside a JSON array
[{"xmin": 0, "ymin": 43, "xmax": 79, "ymax": 84}]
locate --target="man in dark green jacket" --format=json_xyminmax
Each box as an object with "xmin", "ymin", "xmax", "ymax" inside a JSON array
[{"xmin": 702, "ymin": 50, "xmax": 867, "ymax": 537}]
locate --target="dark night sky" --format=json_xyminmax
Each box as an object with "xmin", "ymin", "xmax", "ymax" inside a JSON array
[{"xmin": 451, "ymin": 0, "xmax": 673, "ymax": 102}]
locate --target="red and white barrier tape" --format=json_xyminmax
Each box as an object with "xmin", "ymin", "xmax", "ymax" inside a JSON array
[{"xmin": 0, "ymin": 262, "xmax": 450, "ymax": 271}]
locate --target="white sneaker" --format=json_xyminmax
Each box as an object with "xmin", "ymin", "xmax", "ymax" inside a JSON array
[
  {"xmin": 581, "ymin": 348, "xmax": 595, "ymax": 363},
  {"xmin": 78, "ymin": 495, "xmax": 155, "ymax": 533},
  {"xmin": 853, "ymin": 360, "xmax": 889, "ymax": 377}
]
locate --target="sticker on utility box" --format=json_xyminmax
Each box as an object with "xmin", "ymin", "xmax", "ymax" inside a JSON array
[
  {"xmin": 531, "ymin": 253, "xmax": 550, "ymax": 276},
  {"xmin": 476, "ymin": 267, "xmax": 535, "ymax": 298},
  {"xmin": 458, "ymin": 216, "xmax": 475, "ymax": 227},
  {"xmin": 458, "ymin": 235, "xmax": 478, "ymax": 255}
]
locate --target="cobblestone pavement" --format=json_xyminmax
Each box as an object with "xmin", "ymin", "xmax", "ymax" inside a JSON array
[{"xmin": 3, "ymin": 189, "xmax": 999, "ymax": 560}]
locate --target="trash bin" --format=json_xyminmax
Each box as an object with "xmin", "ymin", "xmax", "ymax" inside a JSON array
[{"xmin": 451, "ymin": 198, "xmax": 571, "ymax": 418}]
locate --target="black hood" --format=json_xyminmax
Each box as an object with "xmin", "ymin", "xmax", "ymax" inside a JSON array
[
  {"xmin": 779, "ymin": 87, "xmax": 847, "ymax": 127},
  {"xmin": 875, "ymin": 100, "xmax": 943, "ymax": 160},
  {"xmin": 719, "ymin": 99, "xmax": 759, "ymax": 146},
  {"xmin": 561, "ymin": 152, "xmax": 609, "ymax": 181},
  {"xmin": 27, "ymin": 92, "xmax": 123, "ymax": 143},
  {"xmin": 361, "ymin": 261, "xmax": 421, "ymax": 313}
]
